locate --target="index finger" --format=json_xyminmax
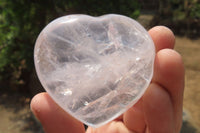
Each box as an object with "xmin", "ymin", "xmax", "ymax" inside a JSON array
[{"xmin": 148, "ymin": 26, "xmax": 175, "ymax": 52}]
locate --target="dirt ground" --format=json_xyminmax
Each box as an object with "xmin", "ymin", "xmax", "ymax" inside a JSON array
[
  {"xmin": 0, "ymin": 91, "xmax": 43, "ymax": 133},
  {"xmin": 175, "ymin": 37, "xmax": 200, "ymax": 132}
]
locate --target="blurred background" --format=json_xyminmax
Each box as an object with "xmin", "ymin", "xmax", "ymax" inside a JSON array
[{"xmin": 0, "ymin": 0, "xmax": 199, "ymax": 132}]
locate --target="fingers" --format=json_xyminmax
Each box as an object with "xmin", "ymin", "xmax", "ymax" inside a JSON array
[
  {"xmin": 124, "ymin": 49, "xmax": 184, "ymax": 133},
  {"xmin": 152, "ymin": 49, "xmax": 184, "ymax": 132},
  {"xmin": 143, "ymin": 83, "xmax": 174, "ymax": 133},
  {"xmin": 149, "ymin": 26, "xmax": 184, "ymax": 132},
  {"xmin": 30, "ymin": 92, "xmax": 85, "ymax": 133},
  {"xmin": 148, "ymin": 26, "xmax": 175, "ymax": 52},
  {"xmin": 123, "ymin": 26, "xmax": 184, "ymax": 133},
  {"xmin": 123, "ymin": 99, "xmax": 146, "ymax": 133}
]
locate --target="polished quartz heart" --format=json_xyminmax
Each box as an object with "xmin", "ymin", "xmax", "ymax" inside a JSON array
[{"xmin": 34, "ymin": 14, "xmax": 155, "ymax": 128}]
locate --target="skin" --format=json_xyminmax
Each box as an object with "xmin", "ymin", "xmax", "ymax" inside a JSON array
[{"xmin": 30, "ymin": 26, "xmax": 185, "ymax": 133}]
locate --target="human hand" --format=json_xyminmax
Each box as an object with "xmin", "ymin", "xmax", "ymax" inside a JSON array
[{"xmin": 31, "ymin": 26, "xmax": 184, "ymax": 133}]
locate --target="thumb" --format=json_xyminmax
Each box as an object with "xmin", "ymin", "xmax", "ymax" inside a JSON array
[{"xmin": 30, "ymin": 92, "xmax": 85, "ymax": 133}]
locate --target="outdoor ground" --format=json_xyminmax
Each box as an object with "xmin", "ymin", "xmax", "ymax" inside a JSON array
[
  {"xmin": 175, "ymin": 37, "xmax": 200, "ymax": 133},
  {"xmin": 0, "ymin": 14, "xmax": 200, "ymax": 133}
]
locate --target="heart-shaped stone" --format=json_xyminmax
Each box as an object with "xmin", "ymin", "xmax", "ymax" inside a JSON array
[{"xmin": 34, "ymin": 14, "xmax": 155, "ymax": 128}]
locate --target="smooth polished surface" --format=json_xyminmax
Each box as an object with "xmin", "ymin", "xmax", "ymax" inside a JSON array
[{"xmin": 34, "ymin": 14, "xmax": 155, "ymax": 128}]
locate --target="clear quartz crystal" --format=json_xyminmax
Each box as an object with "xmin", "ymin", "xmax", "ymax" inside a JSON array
[{"xmin": 34, "ymin": 14, "xmax": 155, "ymax": 128}]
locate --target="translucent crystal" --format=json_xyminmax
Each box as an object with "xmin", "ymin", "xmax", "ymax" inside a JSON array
[{"xmin": 34, "ymin": 14, "xmax": 155, "ymax": 128}]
